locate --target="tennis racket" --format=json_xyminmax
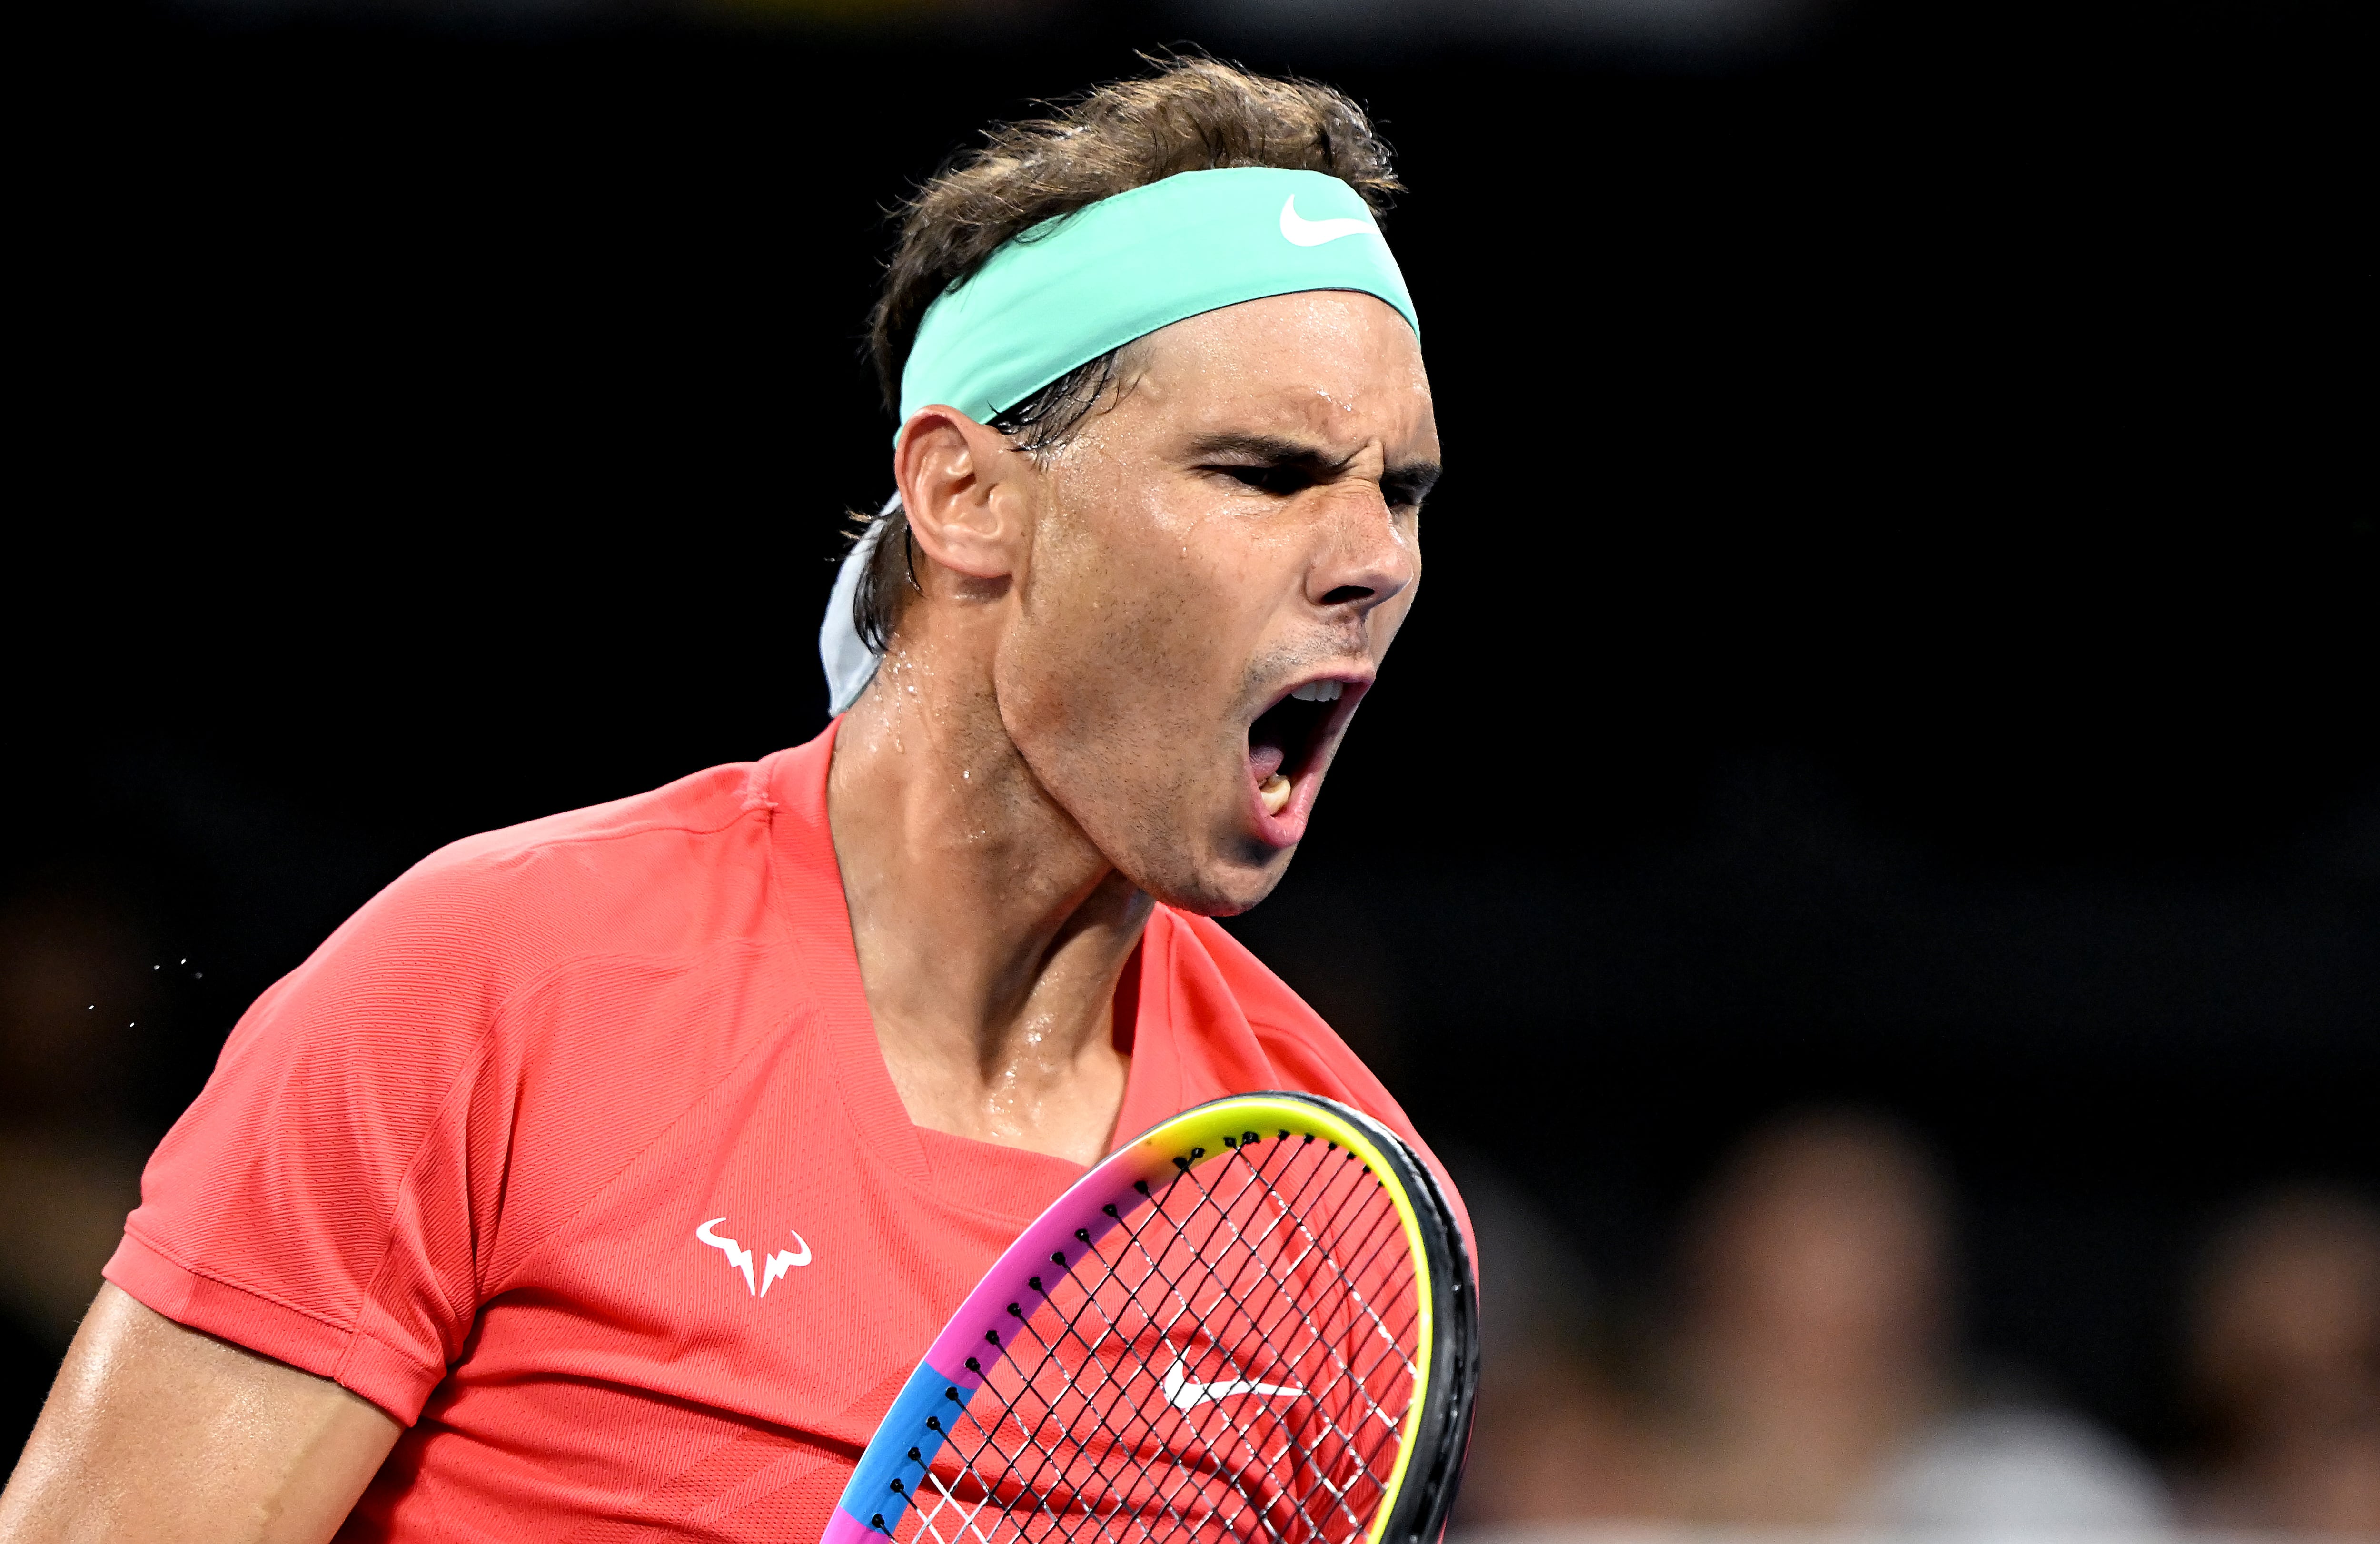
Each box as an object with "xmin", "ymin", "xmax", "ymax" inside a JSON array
[{"xmin": 822, "ymin": 1091, "xmax": 1477, "ymax": 1544}]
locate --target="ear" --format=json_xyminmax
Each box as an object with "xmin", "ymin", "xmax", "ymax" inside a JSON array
[{"xmin": 893, "ymin": 406, "xmax": 1031, "ymax": 584}]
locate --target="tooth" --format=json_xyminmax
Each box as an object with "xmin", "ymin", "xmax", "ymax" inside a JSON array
[
  {"xmin": 1259, "ymin": 774, "xmax": 1292, "ymax": 815},
  {"xmin": 1319, "ymin": 681, "xmax": 1342, "ymax": 702},
  {"xmin": 1291, "ymin": 683, "xmax": 1323, "ymax": 702}
]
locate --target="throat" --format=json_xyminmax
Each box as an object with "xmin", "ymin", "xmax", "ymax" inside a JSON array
[{"xmin": 877, "ymin": 997, "xmax": 1135, "ymax": 1167}]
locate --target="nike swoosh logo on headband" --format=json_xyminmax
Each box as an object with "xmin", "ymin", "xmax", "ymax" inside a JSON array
[{"xmin": 1278, "ymin": 194, "xmax": 1378, "ymax": 247}]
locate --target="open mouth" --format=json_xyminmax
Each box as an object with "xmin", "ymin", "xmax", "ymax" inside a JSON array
[{"xmin": 1246, "ymin": 678, "xmax": 1358, "ymax": 835}]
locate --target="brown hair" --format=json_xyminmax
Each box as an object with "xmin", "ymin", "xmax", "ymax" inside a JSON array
[{"xmin": 849, "ymin": 56, "xmax": 1402, "ymax": 654}]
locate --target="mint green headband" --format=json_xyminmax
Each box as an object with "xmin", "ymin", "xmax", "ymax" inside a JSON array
[
  {"xmin": 827, "ymin": 167, "xmax": 1419, "ymax": 714},
  {"xmin": 896, "ymin": 166, "xmax": 1419, "ymax": 436}
]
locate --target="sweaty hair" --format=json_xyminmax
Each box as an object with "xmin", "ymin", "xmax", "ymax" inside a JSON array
[{"xmin": 851, "ymin": 56, "xmax": 1402, "ymax": 653}]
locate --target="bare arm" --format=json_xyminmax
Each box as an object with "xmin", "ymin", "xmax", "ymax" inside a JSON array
[{"xmin": 0, "ymin": 1283, "xmax": 401, "ymax": 1544}]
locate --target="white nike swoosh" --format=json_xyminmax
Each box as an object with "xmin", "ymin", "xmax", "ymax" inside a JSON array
[
  {"xmin": 1160, "ymin": 1354, "xmax": 1303, "ymax": 1411},
  {"xmin": 1279, "ymin": 194, "xmax": 1378, "ymax": 248}
]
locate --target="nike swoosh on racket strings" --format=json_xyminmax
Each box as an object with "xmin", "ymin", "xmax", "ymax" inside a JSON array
[{"xmin": 1159, "ymin": 1354, "xmax": 1303, "ymax": 1411}]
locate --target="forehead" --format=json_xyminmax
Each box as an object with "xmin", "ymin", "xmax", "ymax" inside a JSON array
[{"xmin": 1114, "ymin": 290, "xmax": 1437, "ymax": 455}]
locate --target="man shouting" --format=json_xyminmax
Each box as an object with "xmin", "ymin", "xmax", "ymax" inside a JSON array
[{"xmin": 1, "ymin": 57, "xmax": 1456, "ymax": 1542}]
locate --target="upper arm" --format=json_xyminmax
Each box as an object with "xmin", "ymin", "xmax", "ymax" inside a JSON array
[{"xmin": 0, "ymin": 1283, "xmax": 401, "ymax": 1544}]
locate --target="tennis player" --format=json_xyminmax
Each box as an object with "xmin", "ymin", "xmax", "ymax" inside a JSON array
[{"xmin": 0, "ymin": 58, "xmax": 1461, "ymax": 1542}]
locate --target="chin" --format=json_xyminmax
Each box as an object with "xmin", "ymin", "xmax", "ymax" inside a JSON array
[
  {"xmin": 1166, "ymin": 871, "xmax": 1288, "ymax": 918},
  {"xmin": 1117, "ymin": 833, "xmax": 1294, "ymax": 919}
]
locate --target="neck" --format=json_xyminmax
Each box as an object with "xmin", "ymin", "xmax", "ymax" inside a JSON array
[{"xmin": 827, "ymin": 633, "xmax": 1153, "ymax": 1167}]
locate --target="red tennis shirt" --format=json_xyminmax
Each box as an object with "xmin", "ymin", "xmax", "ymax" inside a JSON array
[{"xmin": 106, "ymin": 722, "xmax": 1462, "ymax": 1543}]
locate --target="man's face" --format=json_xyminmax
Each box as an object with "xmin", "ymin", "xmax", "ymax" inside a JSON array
[{"xmin": 995, "ymin": 290, "xmax": 1438, "ymax": 914}]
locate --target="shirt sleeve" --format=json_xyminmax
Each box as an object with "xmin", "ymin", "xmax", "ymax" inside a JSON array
[{"xmin": 105, "ymin": 851, "xmax": 527, "ymax": 1425}]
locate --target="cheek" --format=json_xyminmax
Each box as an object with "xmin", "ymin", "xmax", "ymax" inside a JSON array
[
  {"xmin": 1008, "ymin": 527, "xmax": 1219, "ymax": 761},
  {"xmin": 1031, "ymin": 494, "xmax": 1254, "ymax": 709}
]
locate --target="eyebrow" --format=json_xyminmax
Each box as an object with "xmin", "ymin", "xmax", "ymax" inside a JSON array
[{"xmin": 1183, "ymin": 431, "xmax": 1443, "ymax": 507}]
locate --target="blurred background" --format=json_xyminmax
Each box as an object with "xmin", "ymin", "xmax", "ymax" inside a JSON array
[{"xmin": 6, "ymin": 0, "xmax": 2372, "ymax": 1530}]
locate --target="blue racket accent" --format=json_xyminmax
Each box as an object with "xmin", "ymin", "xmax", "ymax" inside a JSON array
[
  {"xmin": 828, "ymin": 1146, "xmax": 1160, "ymax": 1540},
  {"xmin": 842, "ymin": 1361, "xmax": 967, "ymax": 1536}
]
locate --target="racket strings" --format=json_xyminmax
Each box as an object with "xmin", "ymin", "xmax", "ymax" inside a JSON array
[
  {"xmin": 941, "ymin": 1190, "xmax": 1395, "ymax": 1541},
  {"xmin": 1104, "ymin": 1154, "xmax": 1395, "ymax": 1537},
  {"xmin": 1174, "ymin": 1146, "xmax": 1423, "ymax": 1531},
  {"xmin": 935, "ymin": 1190, "xmax": 1303, "ymax": 1537},
  {"xmin": 1172, "ymin": 1148, "xmax": 1418, "ymax": 1455},
  {"xmin": 898, "ymin": 1133, "xmax": 1423, "ymax": 1544}
]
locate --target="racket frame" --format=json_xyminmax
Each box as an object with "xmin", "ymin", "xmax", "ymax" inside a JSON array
[{"xmin": 823, "ymin": 1091, "xmax": 1475, "ymax": 1544}]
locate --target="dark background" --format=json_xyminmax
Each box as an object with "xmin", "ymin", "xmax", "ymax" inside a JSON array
[{"xmin": 7, "ymin": 0, "xmax": 2371, "ymax": 1475}]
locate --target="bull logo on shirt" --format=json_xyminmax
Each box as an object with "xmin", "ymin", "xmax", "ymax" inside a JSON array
[{"xmin": 695, "ymin": 1218, "xmax": 811, "ymax": 1297}]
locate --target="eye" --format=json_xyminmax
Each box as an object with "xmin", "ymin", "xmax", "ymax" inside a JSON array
[
  {"xmin": 1217, "ymin": 464, "xmax": 1314, "ymax": 497},
  {"xmin": 1381, "ymin": 472, "xmax": 1437, "ymax": 512}
]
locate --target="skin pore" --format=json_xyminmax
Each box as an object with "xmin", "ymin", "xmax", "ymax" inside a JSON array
[{"xmin": 830, "ymin": 288, "xmax": 1438, "ymax": 1166}]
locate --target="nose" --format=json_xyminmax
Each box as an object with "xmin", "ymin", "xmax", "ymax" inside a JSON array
[{"xmin": 1307, "ymin": 482, "xmax": 1418, "ymax": 616}]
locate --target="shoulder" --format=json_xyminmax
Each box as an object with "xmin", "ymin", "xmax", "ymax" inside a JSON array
[
  {"xmin": 407, "ymin": 759, "xmax": 774, "ymax": 910},
  {"xmin": 143, "ymin": 755, "xmax": 802, "ymax": 1302},
  {"xmin": 117, "ymin": 756, "xmax": 807, "ymax": 1418},
  {"xmin": 338, "ymin": 760, "xmax": 777, "ymax": 980},
  {"xmin": 215, "ymin": 757, "xmax": 787, "ymax": 1079}
]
